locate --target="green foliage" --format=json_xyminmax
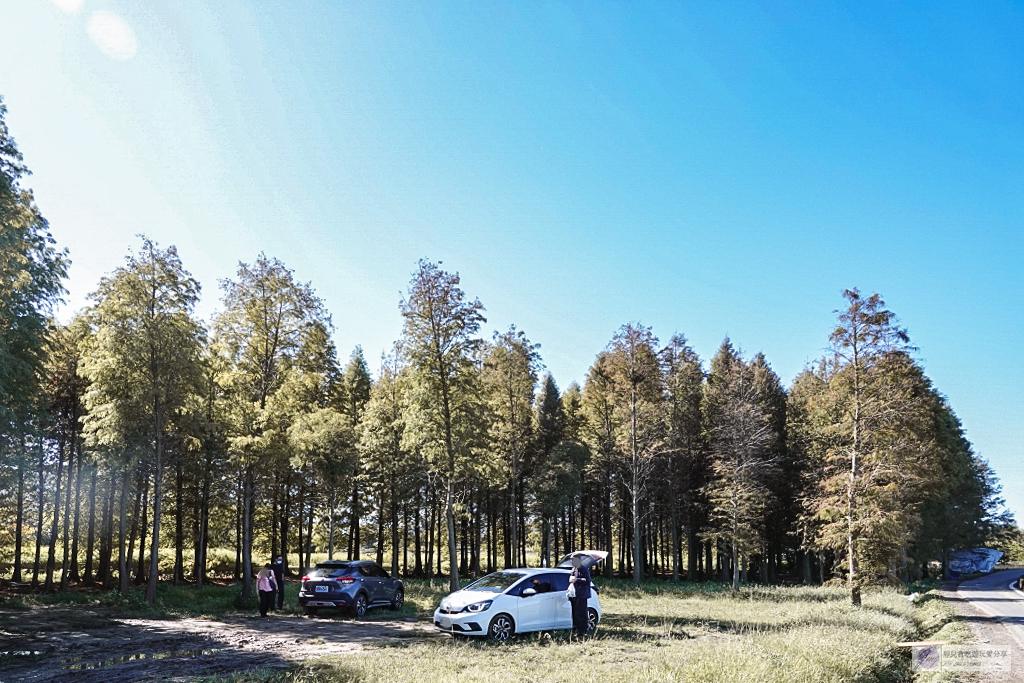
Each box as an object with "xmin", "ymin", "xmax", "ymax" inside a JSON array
[{"xmin": 0, "ymin": 96, "xmax": 68, "ymax": 437}]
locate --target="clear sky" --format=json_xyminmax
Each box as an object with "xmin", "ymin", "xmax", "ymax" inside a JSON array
[{"xmin": 2, "ymin": 1, "xmax": 1022, "ymax": 520}]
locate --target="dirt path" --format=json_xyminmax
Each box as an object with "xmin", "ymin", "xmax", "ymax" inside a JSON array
[{"xmin": 0, "ymin": 605, "xmax": 440, "ymax": 682}]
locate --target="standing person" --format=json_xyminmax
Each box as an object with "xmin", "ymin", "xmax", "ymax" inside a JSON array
[
  {"xmin": 568, "ymin": 555, "xmax": 592, "ymax": 637},
  {"xmin": 257, "ymin": 563, "xmax": 277, "ymax": 618},
  {"xmin": 272, "ymin": 555, "xmax": 285, "ymax": 612}
]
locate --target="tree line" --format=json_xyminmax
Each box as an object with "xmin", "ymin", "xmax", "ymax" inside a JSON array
[{"xmin": 0, "ymin": 96, "xmax": 1007, "ymax": 605}]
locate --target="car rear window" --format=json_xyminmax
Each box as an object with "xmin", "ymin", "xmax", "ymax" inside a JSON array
[{"xmin": 309, "ymin": 565, "xmax": 361, "ymax": 578}]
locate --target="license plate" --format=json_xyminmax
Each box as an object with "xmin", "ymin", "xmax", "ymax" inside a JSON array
[
  {"xmin": 440, "ymin": 617, "xmax": 452, "ymax": 629},
  {"xmin": 315, "ymin": 585, "xmax": 329, "ymax": 593}
]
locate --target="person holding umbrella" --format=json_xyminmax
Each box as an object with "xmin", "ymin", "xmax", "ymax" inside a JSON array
[{"xmin": 568, "ymin": 554, "xmax": 592, "ymax": 637}]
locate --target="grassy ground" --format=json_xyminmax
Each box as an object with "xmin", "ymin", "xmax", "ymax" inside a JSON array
[
  {"xmin": 206, "ymin": 580, "xmax": 962, "ymax": 683},
  {"xmin": 1, "ymin": 577, "xmax": 968, "ymax": 682}
]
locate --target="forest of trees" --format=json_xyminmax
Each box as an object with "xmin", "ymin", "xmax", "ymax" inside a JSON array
[{"xmin": 0, "ymin": 96, "xmax": 1009, "ymax": 605}]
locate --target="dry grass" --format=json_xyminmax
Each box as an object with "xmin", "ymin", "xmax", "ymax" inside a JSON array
[{"xmin": 197, "ymin": 581, "xmax": 955, "ymax": 683}]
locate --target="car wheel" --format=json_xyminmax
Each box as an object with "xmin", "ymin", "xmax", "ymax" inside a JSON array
[
  {"xmin": 352, "ymin": 593, "xmax": 368, "ymax": 618},
  {"xmin": 390, "ymin": 588, "xmax": 404, "ymax": 611},
  {"xmin": 303, "ymin": 606, "xmax": 318, "ymax": 617},
  {"xmin": 587, "ymin": 608, "xmax": 599, "ymax": 634},
  {"xmin": 487, "ymin": 613, "xmax": 515, "ymax": 642}
]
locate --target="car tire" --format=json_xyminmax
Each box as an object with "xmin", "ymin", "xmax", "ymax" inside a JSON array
[
  {"xmin": 352, "ymin": 593, "xmax": 368, "ymax": 618},
  {"xmin": 487, "ymin": 613, "xmax": 515, "ymax": 642},
  {"xmin": 303, "ymin": 606, "xmax": 318, "ymax": 617},
  {"xmin": 587, "ymin": 608, "xmax": 599, "ymax": 634},
  {"xmin": 390, "ymin": 588, "xmax": 404, "ymax": 611}
]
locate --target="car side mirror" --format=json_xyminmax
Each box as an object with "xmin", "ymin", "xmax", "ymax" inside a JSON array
[{"xmin": 521, "ymin": 588, "xmax": 536, "ymax": 597}]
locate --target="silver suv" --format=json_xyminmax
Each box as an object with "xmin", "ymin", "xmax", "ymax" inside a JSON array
[{"xmin": 299, "ymin": 560, "xmax": 404, "ymax": 617}]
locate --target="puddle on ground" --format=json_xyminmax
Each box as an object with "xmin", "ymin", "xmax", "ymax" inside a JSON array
[{"xmin": 62, "ymin": 648, "xmax": 222, "ymax": 670}]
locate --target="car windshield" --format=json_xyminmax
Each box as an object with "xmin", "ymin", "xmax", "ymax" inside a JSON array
[
  {"xmin": 463, "ymin": 571, "xmax": 526, "ymax": 593},
  {"xmin": 308, "ymin": 565, "xmax": 358, "ymax": 579}
]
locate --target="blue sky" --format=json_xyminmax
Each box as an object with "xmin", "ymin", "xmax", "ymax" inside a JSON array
[{"xmin": 2, "ymin": 1, "xmax": 1022, "ymax": 521}]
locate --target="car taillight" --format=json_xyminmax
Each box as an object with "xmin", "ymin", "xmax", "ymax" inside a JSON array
[
  {"xmin": 336, "ymin": 576, "xmax": 356, "ymax": 583},
  {"xmin": 301, "ymin": 576, "xmax": 310, "ymax": 582}
]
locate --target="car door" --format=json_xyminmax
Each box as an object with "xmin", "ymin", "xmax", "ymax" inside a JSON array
[
  {"xmin": 360, "ymin": 565, "xmax": 383, "ymax": 603},
  {"xmin": 515, "ymin": 574, "xmax": 561, "ymax": 632},
  {"xmin": 371, "ymin": 564, "xmax": 394, "ymax": 602},
  {"xmin": 549, "ymin": 572, "xmax": 573, "ymax": 629}
]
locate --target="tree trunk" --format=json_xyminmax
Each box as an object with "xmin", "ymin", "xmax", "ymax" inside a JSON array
[
  {"xmin": 200, "ymin": 474, "xmax": 210, "ymax": 582},
  {"xmin": 304, "ymin": 494, "xmax": 314, "ymax": 570},
  {"xmin": 32, "ymin": 439, "xmax": 46, "ymax": 587},
  {"xmin": 59, "ymin": 438, "xmax": 74, "ymax": 593},
  {"xmin": 687, "ymin": 526, "xmax": 699, "ymax": 581},
  {"xmin": 145, "ymin": 408, "xmax": 164, "ymax": 603},
  {"xmin": 413, "ymin": 488, "xmax": 423, "ymax": 576},
  {"xmin": 69, "ymin": 441, "xmax": 85, "ymax": 584},
  {"xmin": 234, "ymin": 481, "xmax": 242, "ymax": 581},
  {"xmin": 173, "ymin": 459, "xmax": 184, "ymax": 585},
  {"xmin": 671, "ymin": 506, "xmax": 679, "ymax": 581},
  {"xmin": 98, "ymin": 468, "xmax": 115, "ymax": 587},
  {"xmin": 118, "ymin": 463, "xmax": 132, "ymax": 594},
  {"xmin": 135, "ymin": 469, "xmax": 148, "ymax": 583},
  {"xmin": 328, "ymin": 486, "xmax": 335, "ymax": 560},
  {"xmin": 376, "ymin": 486, "xmax": 386, "ymax": 566},
  {"xmin": 446, "ymin": 479, "xmax": 459, "ymax": 592},
  {"xmin": 13, "ymin": 459, "xmax": 24, "ymax": 582},
  {"xmin": 83, "ymin": 464, "xmax": 97, "ymax": 583},
  {"xmin": 632, "ymin": 489, "xmax": 642, "ymax": 588},
  {"xmin": 390, "ymin": 481, "xmax": 400, "ymax": 577},
  {"xmin": 241, "ymin": 466, "xmax": 253, "ymax": 602},
  {"xmin": 350, "ymin": 483, "xmax": 360, "ymax": 560}
]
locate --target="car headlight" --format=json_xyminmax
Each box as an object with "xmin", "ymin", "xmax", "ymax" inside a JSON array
[{"xmin": 463, "ymin": 600, "xmax": 492, "ymax": 613}]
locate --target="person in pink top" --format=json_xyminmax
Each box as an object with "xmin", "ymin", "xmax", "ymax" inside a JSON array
[{"xmin": 256, "ymin": 563, "xmax": 278, "ymax": 617}]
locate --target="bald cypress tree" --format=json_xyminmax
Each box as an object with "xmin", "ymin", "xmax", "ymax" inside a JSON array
[
  {"xmin": 807, "ymin": 289, "xmax": 941, "ymax": 605},
  {"xmin": 400, "ymin": 260, "xmax": 485, "ymax": 593}
]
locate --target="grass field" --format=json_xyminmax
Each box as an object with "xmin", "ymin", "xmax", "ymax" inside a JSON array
[{"xmin": 1, "ymin": 576, "xmax": 969, "ymax": 682}]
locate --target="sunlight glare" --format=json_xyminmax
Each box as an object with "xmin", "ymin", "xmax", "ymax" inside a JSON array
[
  {"xmin": 86, "ymin": 11, "xmax": 138, "ymax": 61},
  {"xmin": 50, "ymin": 0, "xmax": 84, "ymax": 13}
]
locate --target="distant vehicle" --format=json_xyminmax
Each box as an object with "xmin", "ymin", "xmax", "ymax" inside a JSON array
[
  {"xmin": 432, "ymin": 550, "xmax": 606, "ymax": 640},
  {"xmin": 298, "ymin": 560, "xmax": 404, "ymax": 617}
]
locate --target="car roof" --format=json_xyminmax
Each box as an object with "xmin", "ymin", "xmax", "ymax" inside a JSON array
[
  {"xmin": 315, "ymin": 560, "xmax": 373, "ymax": 566},
  {"xmin": 497, "ymin": 567, "xmax": 570, "ymax": 576}
]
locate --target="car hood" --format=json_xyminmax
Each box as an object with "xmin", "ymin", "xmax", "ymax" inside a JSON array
[{"xmin": 439, "ymin": 590, "xmax": 501, "ymax": 611}]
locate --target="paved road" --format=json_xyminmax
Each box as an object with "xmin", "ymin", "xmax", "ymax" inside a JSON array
[
  {"xmin": 956, "ymin": 568, "xmax": 1024, "ymax": 681},
  {"xmin": 958, "ymin": 569, "xmax": 1024, "ymax": 649}
]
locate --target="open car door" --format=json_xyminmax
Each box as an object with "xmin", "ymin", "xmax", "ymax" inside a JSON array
[{"xmin": 556, "ymin": 550, "xmax": 609, "ymax": 570}]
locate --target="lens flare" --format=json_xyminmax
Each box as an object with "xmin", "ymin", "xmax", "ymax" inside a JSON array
[
  {"xmin": 86, "ymin": 11, "xmax": 138, "ymax": 61},
  {"xmin": 50, "ymin": 0, "xmax": 84, "ymax": 13}
]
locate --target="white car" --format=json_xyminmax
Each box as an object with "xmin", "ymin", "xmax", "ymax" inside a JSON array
[{"xmin": 433, "ymin": 551, "xmax": 605, "ymax": 640}]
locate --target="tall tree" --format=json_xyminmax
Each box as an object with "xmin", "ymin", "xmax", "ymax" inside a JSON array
[
  {"xmin": 360, "ymin": 349, "xmax": 412, "ymax": 577},
  {"xmin": 215, "ymin": 254, "xmax": 330, "ymax": 601},
  {"xmin": 703, "ymin": 340, "xmax": 779, "ymax": 590},
  {"xmin": 342, "ymin": 346, "xmax": 371, "ymax": 560},
  {"xmin": 483, "ymin": 326, "xmax": 541, "ymax": 569},
  {"xmin": 399, "ymin": 260, "xmax": 485, "ymax": 593},
  {"xmin": 604, "ymin": 323, "xmax": 665, "ymax": 587},
  {"xmin": 80, "ymin": 238, "xmax": 203, "ymax": 602},
  {"xmin": 661, "ymin": 335, "xmax": 704, "ymax": 581},
  {"xmin": 807, "ymin": 289, "xmax": 938, "ymax": 605},
  {"xmin": 0, "ymin": 97, "xmax": 67, "ymax": 585},
  {"xmin": 533, "ymin": 373, "xmax": 564, "ymax": 566}
]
